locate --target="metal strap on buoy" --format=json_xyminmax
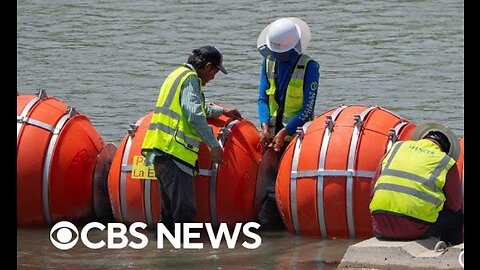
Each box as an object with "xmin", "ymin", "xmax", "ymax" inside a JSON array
[
  {"xmin": 197, "ymin": 119, "xmax": 239, "ymax": 227},
  {"xmin": 386, "ymin": 121, "xmax": 409, "ymax": 151},
  {"xmin": 17, "ymin": 89, "xmax": 49, "ymax": 145},
  {"xmin": 135, "ymin": 118, "xmax": 156, "ymax": 227},
  {"xmin": 290, "ymin": 121, "xmax": 313, "ymax": 234},
  {"xmin": 42, "ymin": 106, "xmax": 78, "ymax": 225},
  {"xmin": 316, "ymin": 105, "xmax": 347, "ymax": 238},
  {"xmin": 290, "ymin": 105, "xmax": 347, "ymax": 235},
  {"xmin": 144, "ymin": 171, "xmax": 154, "ymax": 227},
  {"xmin": 119, "ymin": 116, "xmax": 150, "ymax": 224},
  {"xmin": 345, "ymin": 106, "xmax": 376, "ymax": 237}
]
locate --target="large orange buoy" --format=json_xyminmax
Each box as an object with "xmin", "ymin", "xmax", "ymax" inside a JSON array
[
  {"xmin": 17, "ymin": 90, "xmax": 112, "ymax": 226},
  {"xmin": 276, "ymin": 104, "xmax": 416, "ymax": 238},
  {"xmin": 108, "ymin": 113, "xmax": 263, "ymax": 227}
]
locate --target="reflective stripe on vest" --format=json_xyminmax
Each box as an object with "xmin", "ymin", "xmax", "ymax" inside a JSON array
[
  {"xmin": 141, "ymin": 66, "xmax": 204, "ymax": 167},
  {"xmin": 369, "ymin": 139, "xmax": 455, "ymax": 223},
  {"xmin": 266, "ymin": 54, "xmax": 312, "ymax": 128}
]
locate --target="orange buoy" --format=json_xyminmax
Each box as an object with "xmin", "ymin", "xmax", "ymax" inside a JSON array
[
  {"xmin": 456, "ymin": 136, "xmax": 464, "ymax": 242},
  {"xmin": 456, "ymin": 136, "xmax": 464, "ymax": 213},
  {"xmin": 107, "ymin": 113, "xmax": 161, "ymax": 227},
  {"xmin": 195, "ymin": 115, "xmax": 263, "ymax": 226},
  {"xmin": 17, "ymin": 90, "xmax": 111, "ymax": 226},
  {"xmin": 276, "ymin": 104, "xmax": 416, "ymax": 238},
  {"xmin": 108, "ymin": 113, "xmax": 263, "ymax": 227}
]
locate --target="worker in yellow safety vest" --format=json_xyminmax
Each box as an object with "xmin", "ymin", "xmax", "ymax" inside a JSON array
[
  {"xmin": 369, "ymin": 121, "xmax": 463, "ymax": 245},
  {"xmin": 141, "ymin": 45, "xmax": 241, "ymax": 234},
  {"xmin": 256, "ymin": 17, "xmax": 320, "ymax": 229}
]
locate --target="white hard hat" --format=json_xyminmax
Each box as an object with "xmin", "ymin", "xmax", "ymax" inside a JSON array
[{"xmin": 257, "ymin": 17, "xmax": 311, "ymax": 57}]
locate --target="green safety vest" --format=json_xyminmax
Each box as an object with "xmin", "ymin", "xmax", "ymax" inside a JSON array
[
  {"xmin": 369, "ymin": 139, "xmax": 455, "ymax": 223},
  {"xmin": 265, "ymin": 54, "xmax": 313, "ymax": 128},
  {"xmin": 141, "ymin": 66, "xmax": 205, "ymax": 167}
]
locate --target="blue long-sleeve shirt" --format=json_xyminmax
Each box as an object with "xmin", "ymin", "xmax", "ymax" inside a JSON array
[{"xmin": 257, "ymin": 54, "xmax": 320, "ymax": 136}]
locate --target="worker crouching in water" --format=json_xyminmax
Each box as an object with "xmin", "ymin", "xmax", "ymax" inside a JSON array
[{"xmin": 369, "ymin": 122, "xmax": 463, "ymax": 245}]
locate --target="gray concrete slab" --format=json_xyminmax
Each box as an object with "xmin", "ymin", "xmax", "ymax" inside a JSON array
[{"xmin": 338, "ymin": 237, "xmax": 464, "ymax": 269}]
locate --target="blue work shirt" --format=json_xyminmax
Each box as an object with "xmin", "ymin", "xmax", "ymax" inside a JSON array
[{"xmin": 257, "ymin": 53, "xmax": 320, "ymax": 136}]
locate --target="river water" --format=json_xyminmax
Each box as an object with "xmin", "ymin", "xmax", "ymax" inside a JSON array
[{"xmin": 17, "ymin": 0, "xmax": 464, "ymax": 269}]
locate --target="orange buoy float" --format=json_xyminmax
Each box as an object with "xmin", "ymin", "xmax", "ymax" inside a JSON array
[
  {"xmin": 456, "ymin": 136, "xmax": 464, "ymax": 213},
  {"xmin": 108, "ymin": 113, "xmax": 263, "ymax": 227},
  {"xmin": 276, "ymin": 104, "xmax": 416, "ymax": 238},
  {"xmin": 17, "ymin": 90, "xmax": 113, "ymax": 226},
  {"xmin": 455, "ymin": 136, "xmax": 464, "ymax": 241},
  {"xmin": 107, "ymin": 112, "xmax": 161, "ymax": 227}
]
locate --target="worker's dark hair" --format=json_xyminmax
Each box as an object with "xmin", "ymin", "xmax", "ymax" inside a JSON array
[
  {"xmin": 187, "ymin": 48, "xmax": 208, "ymax": 69},
  {"xmin": 187, "ymin": 45, "xmax": 227, "ymax": 74},
  {"xmin": 423, "ymin": 131, "xmax": 451, "ymax": 153}
]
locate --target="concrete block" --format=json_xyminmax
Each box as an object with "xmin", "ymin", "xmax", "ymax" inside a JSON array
[{"xmin": 338, "ymin": 237, "xmax": 464, "ymax": 269}]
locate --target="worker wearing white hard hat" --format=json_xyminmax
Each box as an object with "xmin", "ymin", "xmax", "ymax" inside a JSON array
[
  {"xmin": 257, "ymin": 17, "xmax": 312, "ymax": 59},
  {"xmin": 256, "ymin": 17, "xmax": 320, "ymax": 228},
  {"xmin": 257, "ymin": 17, "xmax": 319, "ymax": 151}
]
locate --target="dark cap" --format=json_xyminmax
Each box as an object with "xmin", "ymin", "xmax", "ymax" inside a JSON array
[
  {"xmin": 411, "ymin": 121, "xmax": 460, "ymax": 161},
  {"xmin": 423, "ymin": 131, "xmax": 451, "ymax": 153},
  {"xmin": 198, "ymin": 45, "xmax": 228, "ymax": 74}
]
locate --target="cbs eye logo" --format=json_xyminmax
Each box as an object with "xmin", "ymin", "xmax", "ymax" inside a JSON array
[{"xmin": 50, "ymin": 221, "xmax": 79, "ymax": 250}]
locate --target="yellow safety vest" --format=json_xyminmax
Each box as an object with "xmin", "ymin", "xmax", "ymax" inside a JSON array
[
  {"xmin": 265, "ymin": 54, "xmax": 313, "ymax": 128},
  {"xmin": 141, "ymin": 66, "xmax": 205, "ymax": 167},
  {"xmin": 369, "ymin": 139, "xmax": 455, "ymax": 223}
]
